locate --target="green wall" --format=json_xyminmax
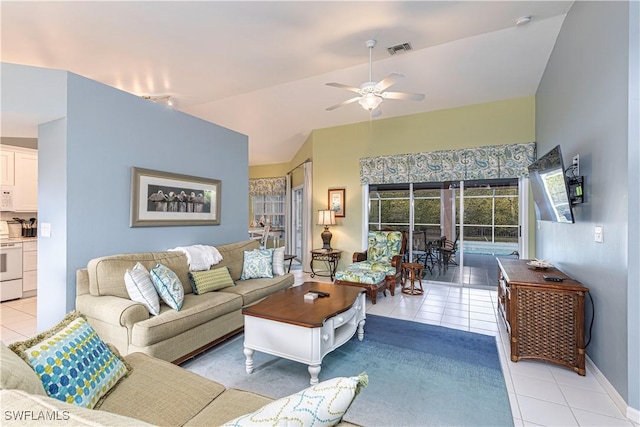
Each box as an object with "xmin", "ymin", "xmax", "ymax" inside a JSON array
[
  {"xmin": 250, "ymin": 96, "xmax": 536, "ymax": 270},
  {"xmin": 311, "ymin": 96, "xmax": 535, "ymax": 270}
]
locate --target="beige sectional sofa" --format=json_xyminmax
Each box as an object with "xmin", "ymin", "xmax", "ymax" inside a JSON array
[
  {"xmin": 0, "ymin": 343, "xmax": 360, "ymax": 426},
  {"xmin": 76, "ymin": 240, "xmax": 294, "ymax": 363}
]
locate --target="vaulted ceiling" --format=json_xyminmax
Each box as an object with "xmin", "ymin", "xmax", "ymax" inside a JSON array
[{"xmin": 1, "ymin": 1, "xmax": 573, "ymax": 165}]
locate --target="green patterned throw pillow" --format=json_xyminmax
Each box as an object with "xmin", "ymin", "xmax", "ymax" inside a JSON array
[
  {"xmin": 223, "ymin": 373, "xmax": 368, "ymax": 427},
  {"xmin": 189, "ymin": 267, "xmax": 235, "ymax": 295},
  {"xmin": 240, "ymin": 249, "xmax": 274, "ymax": 280},
  {"xmin": 8, "ymin": 312, "xmax": 129, "ymax": 409}
]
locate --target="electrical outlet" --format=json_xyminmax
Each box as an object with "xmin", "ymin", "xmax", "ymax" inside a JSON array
[
  {"xmin": 41, "ymin": 223, "xmax": 51, "ymax": 238},
  {"xmin": 572, "ymin": 154, "xmax": 580, "ymax": 176}
]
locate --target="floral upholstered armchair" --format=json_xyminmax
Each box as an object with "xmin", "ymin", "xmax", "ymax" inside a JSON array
[{"xmin": 334, "ymin": 230, "xmax": 406, "ymax": 303}]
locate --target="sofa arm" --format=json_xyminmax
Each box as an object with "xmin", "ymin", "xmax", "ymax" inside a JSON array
[
  {"xmin": 76, "ymin": 294, "xmax": 149, "ymax": 329},
  {"xmin": 352, "ymin": 251, "xmax": 367, "ymax": 263}
]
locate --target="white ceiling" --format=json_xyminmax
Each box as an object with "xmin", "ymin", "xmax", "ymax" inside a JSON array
[{"xmin": 0, "ymin": 1, "xmax": 573, "ymax": 166}]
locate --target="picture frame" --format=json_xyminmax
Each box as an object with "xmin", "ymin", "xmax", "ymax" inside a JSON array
[
  {"xmin": 328, "ymin": 188, "xmax": 346, "ymax": 218},
  {"xmin": 130, "ymin": 167, "xmax": 221, "ymax": 227}
]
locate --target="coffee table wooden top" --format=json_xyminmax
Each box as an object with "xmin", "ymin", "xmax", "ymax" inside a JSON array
[{"xmin": 242, "ymin": 282, "xmax": 364, "ymax": 328}]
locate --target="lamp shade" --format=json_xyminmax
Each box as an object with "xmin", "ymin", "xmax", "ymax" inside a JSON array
[{"xmin": 317, "ymin": 209, "xmax": 336, "ymax": 226}]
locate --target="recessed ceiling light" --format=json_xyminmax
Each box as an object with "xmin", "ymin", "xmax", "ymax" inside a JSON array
[{"xmin": 515, "ymin": 16, "xmax": 532, "ymax": 26}]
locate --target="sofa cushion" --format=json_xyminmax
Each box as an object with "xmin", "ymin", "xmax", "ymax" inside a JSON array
[
  {"xmin": 88, "ymin": 251, "xmax": 191, "ymax": 298},
  {"xmin": 150, "ymin": 263, "xmax": 184, "ymax": 311},
  {"xmin": 185, "ymin": 388, "xmax": 274, "ymax": 427},
  {"xmin": 189, "ymin": 267, "xmax": 235, "ymax": 295},
  {"xmin": 240, "ymin": 249, "xmax": 274, "ymax": 280},
  {"xmin": 220, "ymin": 274, "xmax": 294, "ymax": 306},
  {"xmin": 0, "ymin": 343, "xmax": 47, "ymax": 396},
  {"xmin": 222, "ymin": 373, "xmax": 368, "ymax": 427},
  {"xmin": 8, "ymin": 312, "xmax": 129, "ymax": 409},
  {"xmin": 130, "ymin": 291, "xmax": 243, "ymax": 347},
  {"xmin": 215, "ymin": 240, "xmax": 260, "ymax": 281},
  {"xmin": 124, "ymin": 262, "xmax": 160, "ymax": 315},
  {"xmin": 98, "ymin": 352, "xmax": 226, "ymax": 426}
]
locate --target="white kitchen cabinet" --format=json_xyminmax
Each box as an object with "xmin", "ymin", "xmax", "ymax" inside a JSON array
[
  {"xmin": 22, "ymin": 240, "xmax": 37, "ymax": 296},
  {"xmin": 14, "ymin": 150, "xmax": 38, "ymax": 212},
  {"xmin": 0, "ymin": 150, "xmax": 15, "ymax": 185}
]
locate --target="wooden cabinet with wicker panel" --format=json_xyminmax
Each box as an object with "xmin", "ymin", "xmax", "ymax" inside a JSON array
[{"xmin": 497, "ymin": 258, "xmax": 589, "ymax": 376}]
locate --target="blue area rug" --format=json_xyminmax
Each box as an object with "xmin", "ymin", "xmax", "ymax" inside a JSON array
[{"xmin": 182, "ymin": 314, "xmax": 513, "ymax": 426}]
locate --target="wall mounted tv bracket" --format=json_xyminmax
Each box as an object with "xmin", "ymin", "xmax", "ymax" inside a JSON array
[{"xmin": 568, "ymin": 176, "xmax": 584, "ymax": 205}]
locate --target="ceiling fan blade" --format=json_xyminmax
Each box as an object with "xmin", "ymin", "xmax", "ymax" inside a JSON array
[
  {"xmin": 326, "ymin": 82, "xmax": 361, "ymax": 93},
  {"xmin": 326, "ymin": 96, "xmax": 361, "ymax": 111},
  {"xmin": 375, "ymin": 73, "xmax": 404, "ymax": 91},
  {"xmin": 382, "ymin": 91, "xmax": 425, "ymax": 101}
]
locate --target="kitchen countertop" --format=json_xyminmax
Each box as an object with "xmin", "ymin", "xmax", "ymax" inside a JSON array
[{"xmin": 0, "ymin": 237, "xmax": 37, "ymax": 243}]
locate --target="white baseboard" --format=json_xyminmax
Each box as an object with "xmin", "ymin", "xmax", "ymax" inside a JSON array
[{"xmin": 586, "ymin": 355, "xmax": 640, "ymax": 424}]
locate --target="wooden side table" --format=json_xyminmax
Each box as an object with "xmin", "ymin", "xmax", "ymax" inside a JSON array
[
  {"xmin": 401, "ymin": 262, "xmax": 424, "ymax": 295},
  {"xmin": 310, "ymin": 249, "xmax": 342, "ymax": 281}
]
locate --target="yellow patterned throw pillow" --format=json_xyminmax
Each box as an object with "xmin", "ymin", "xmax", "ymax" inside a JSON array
[
  {"xmin": 188, "ymin": 267, "xmax": 235, "ymax": 295},
  {"xmin": 222, "ymin": 373, "xmax": 368, "ymax": 427},
  {"xmin": 8, "ymin": 311, "xmax": 129, "ymax": 409}
]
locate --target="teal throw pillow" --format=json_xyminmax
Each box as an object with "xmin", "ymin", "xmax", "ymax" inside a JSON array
[
  {"xmin": 8, "ymin": 312, "xmax": 129, "ymax": 409},
  {"xmin": 188, "ymin": 267, "xmax": 235, "ymax": 295},
  {"xmin": 240, "ymin": 249, "xmax": 274, "ymax": 280},
  {"xmin": 150, "ymin": 263, "xmax": 184, "ymax": 310}
]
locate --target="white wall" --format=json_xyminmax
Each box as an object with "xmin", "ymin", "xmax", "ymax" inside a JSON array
[{"xmin": 536, "ymin": 1, "xmax": 638, "ymax": 412}]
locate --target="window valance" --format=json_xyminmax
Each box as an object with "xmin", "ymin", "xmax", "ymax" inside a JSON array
[
  {"xmin": 249, "ymin": 177, "xmax": 286, "ymax": 196},
  {"xmin": 360, "ymin": 142, "xmax": 536, "ymax": 185}
]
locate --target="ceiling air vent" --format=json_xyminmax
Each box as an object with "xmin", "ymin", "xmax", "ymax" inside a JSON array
[{"xmin": 387, "ymin": 42, "xmax": 412, "ymax": 55}]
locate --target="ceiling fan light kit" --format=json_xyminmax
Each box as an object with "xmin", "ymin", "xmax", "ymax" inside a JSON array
[
  {"xmin": 359, "ymin": 93, "xmax": 382, "ymax": 111},
  {"xmin": 326, "ymin": 39, "xmax": 425, "ymax": 115}
]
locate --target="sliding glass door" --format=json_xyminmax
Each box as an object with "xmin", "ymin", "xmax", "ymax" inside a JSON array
[
  {"xmin": 367, "ymin": 179, "xmax": 521, "ymax": 288},
  {"xmin": 456, "ymin": 179, "xmax": 520, "ymax": 287}
]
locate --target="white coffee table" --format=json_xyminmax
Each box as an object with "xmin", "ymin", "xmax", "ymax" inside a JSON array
[{"xmin": 242, "ymin": 282, "xmax": 366, "ymax": 385}]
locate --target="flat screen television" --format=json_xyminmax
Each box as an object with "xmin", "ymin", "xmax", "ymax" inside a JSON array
[{"xmin": 528, "ymin": 145, "xmax": 575, "ymax": 223}]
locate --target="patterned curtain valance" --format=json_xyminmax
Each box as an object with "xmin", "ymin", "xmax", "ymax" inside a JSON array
[
  {"xmin": 360, "ymin": 142, "xmax": 536, "ymax": 185},
  {"xmin": 249, "ymin": 177, "xmax": 286, "ymax": 196}
]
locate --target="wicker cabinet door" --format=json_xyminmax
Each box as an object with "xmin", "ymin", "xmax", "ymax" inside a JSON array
[{"xmin": 512, "ymin": 285, "xmax": 586, "ymax": 375}]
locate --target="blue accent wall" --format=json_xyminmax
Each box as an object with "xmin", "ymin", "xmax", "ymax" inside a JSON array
[
  {"xmin": 536, "ymin": 1, "xmax": 638, "ymax": 412},
  {"xmin": 37, "ymin": 71, "xmax": 248, "ymax": 329}
]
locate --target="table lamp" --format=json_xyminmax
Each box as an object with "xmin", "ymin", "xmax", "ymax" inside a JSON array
[{"xmin": 317, "ymin": 209, "xmax": 336, "ymax": 250}]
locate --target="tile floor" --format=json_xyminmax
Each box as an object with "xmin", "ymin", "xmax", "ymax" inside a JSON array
[{"xmin": 1, "ymin": 273, "xmax": 637, "ymax": 427}]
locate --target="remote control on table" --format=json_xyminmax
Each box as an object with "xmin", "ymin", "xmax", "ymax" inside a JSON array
[
  {"xmin": 543, "ymin": 275, "xmax": 564, "ymax": 282},
  {"xmin": 308, "ymin": 290, "xmax": 330, "ymax": 297}
]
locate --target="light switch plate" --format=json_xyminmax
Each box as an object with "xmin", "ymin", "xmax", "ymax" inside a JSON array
[
  {"xmin": 594, "ymin": 225, "xmax": 604, "ymax": 243},
  {"xmin": 41, "ymin": 222, "xmax": 51, "ymax": 238}
]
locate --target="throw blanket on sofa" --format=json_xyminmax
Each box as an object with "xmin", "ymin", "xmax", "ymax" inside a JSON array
[{"xmin": 169, "ymin": 245, "xmax": 223, "ymax": 271}]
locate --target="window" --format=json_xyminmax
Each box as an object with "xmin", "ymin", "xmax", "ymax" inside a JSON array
[
  {"xmin": 251, "ymin": 195, "xmax": 285, "ymax": 228},
  {"xmin": 368, "ymin": 184, "xmax": 442, "ymax": 235}
]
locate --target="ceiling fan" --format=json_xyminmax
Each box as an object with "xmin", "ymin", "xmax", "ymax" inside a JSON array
[{"xmin": 326, "ymin": 39, "xmax": 425, "ymax": 116}]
